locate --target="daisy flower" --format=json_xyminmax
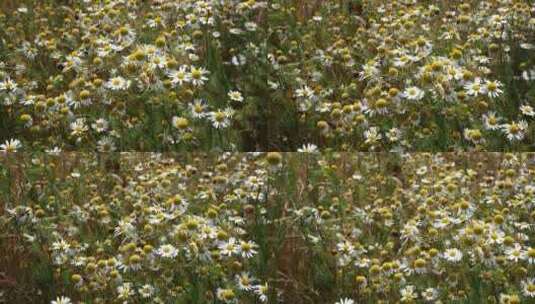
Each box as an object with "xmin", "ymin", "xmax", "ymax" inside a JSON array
[
  {"xmin": 216, "ymin": 288, "xmax": 236, "ymax": 303},
  {"xmin": 443, "ymin": 248, "xmax": 463, "ymax": 263},
  {"xmin": 189, "ymin": 66, "xmax": 209, "ymax": 86},
  {"xmin": 336, "ymin": 240, "xmax": 355, "ymax": 255},
  {"xmin": 0, "ymin": 77, "xmax": 17, "ymax": 92},
  {"xmin": 219, "ymin": 238, "xmax": 239, "ymax": 256},
  {"xmin": 482, "ymin": 112, "xmax": 501, "ymax": 130},
  {"xmin": 189, "ymin": 99, "xmax": 208, "ymax": 118},
  {"xmin": 297, "ymin": 143, "xmax": 319, "ymax": 153},
  {"xmin": 254, "ymin": 282, "xmax": 268, "ymax": 303},
  {"xmin": 403, "ymin": 86, "xmax": 425, "ymax": 101},
  {"xmin": 224, "ymin": 107, "xmax": 235, "ymax": 118},
  {"xmin": 421, "ymin": 288, "xmax": 438, "ymax": 301},
  {"xmin": 166, "ymin": 65, "xmax": 190, "ymax": 86},
  {"xmin": 70, "ymin": 118, "xmax": 88, "ymax": 137},
  {"xmin": 46, "ymin": 147, "xmax": 62, "ymax": 154},
  {"xmin": 138, "ymin": 284, "xmax": 155, "ymax": 299},
  {"xmin": 505, "ymin": 243, "xmax": 526, "ymax": 263},
  {"xmin": 501, "ymin": 120, "xmax": 528, "ymax": 141},
  {"xmin": 228, "ymin": 90, "xmax": 244, "ymax": 102},
  {"xmin": 393, "ymin": 55, "xmax": 411, "ymax": 67},
  {"xmin": 400, "ymin": 285, "xmax": 417, "ymax": 302},
  {"xmin": 0, "ymin": 138, "xmax": 22, "ymax": 152},
  {"xmin": 465, "ymin": 78, "xmax": 485, "ymax": 96},
  {"xmin": 359, "ymin": 61, "xmax": 380, "ymax": 80},
  {"xmin": 386, "ymin": 128, "xmax": 402, "ymax": 142},
  {"xmin": 335, "ymin": 298, "xmax": 354, "ymax": 304},
  {"xmin": 485, "ymin": 80, "xmax": 503, "ymax": 98},
  {"xmin": 51, "ymin": 296, "xmax": 72, "ymax": 304},
  {"xmin": 236, "ymin": 272, "xmax": 255, "ymax": 291},
  {"xmin": 294, "ymin": 85, "xmax": 315, "ymax": 99},
  {"xmin": 105, "ymin": 76, "xmax": 130, "ymax": 90},
  {"xmin": 239, "ymin": 240, "xmax": 258, "ymax": 258},
  {"xmin": 157, "ymin": 244, "xmax": 178, "ymax": 258},
  {"xmin": 463, "ymin": 128, "xmax": 484, "ymax": 144},
  {"xmin": 97, "ymin": 137, "xmax": 116, "ymax": 152},
  {"xmin": 364, "ymin": 127, "xmax": 382, "ymax": 145},
  {"xmin": 92, "ymin": 118, "xmax": 109, "ymax": 133},
  {"xmin": 522, "ymin": 278, "xmax": 535, "ymax": 298},
  {"xmin": 520, "ymin": 104, "xmax": 535, "ymax": 117},
  {"xmin": 117, "ymin": 282, "xmax": 135, "ymax": 301},
  {"xmin": 209, "ymin": 110, "xmax": 231, "ymax": 129},
  {"xmin": 149, "ymin": 54, "xmax": 167, "ymax": 70},
  {"xmin": 527, "ymin": 248, "xmax": 535, "ymax": 265},
  {"xmin": 172, "ymin": 116, "xmax": 189, "ymax": 130}
]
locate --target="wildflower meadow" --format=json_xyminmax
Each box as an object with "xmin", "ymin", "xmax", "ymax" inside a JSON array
[
  {"xmin": 1, "ymin": 1, "xmax": 535, "ymax": 304},
  {"xmin": 2, "ymin": 152, "xmax": 535, "ymax": 303},
  {"xmin": 0, "ymin": 0, "xmax": 534, "ymax": 151}
]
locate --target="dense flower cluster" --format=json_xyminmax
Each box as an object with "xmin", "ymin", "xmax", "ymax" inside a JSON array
[
  {"xmin": 0, "ymin": 0, "xmax": 268, "ymax": 151},
  {"xmin": 2, "ymin": 1, "xmax": 535, "ymax": 304},
  {"xmin": 269, "ymin": 0, "xmax": 535, "ymax": 151},
  {"xmin": 1, "ymin": 0, "xmax": 534, "ymax": 151},
  {"xmin": 1, "ymin": 153, "xmax": 271, "ymax": 303},
  {"xmin": 276, "ymin": 153, "xmax": 535, "ymax": 303},
  {"xmin": 2, "ymin": 152, "xmax": 535, "ymax": 303}
]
